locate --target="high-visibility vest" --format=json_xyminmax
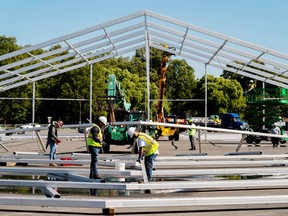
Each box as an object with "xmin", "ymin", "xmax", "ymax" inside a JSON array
[
  {"xmin": 138, "ymin": 132, "xmax": 159, "ymax": 156},
  {"xmin": 87, "ymin": 124, "xmax": 103, "ymax": 147},
  {"xmin": 188, "ymin": 124, "xmax": 196, "ymax": 136}
]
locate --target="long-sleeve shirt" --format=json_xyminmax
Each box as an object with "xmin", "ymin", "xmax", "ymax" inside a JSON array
[{"xmin": 47, "ymin": 124, "xmax": 58, "ymax": 142}]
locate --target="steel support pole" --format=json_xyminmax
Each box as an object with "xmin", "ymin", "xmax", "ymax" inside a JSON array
[
  {"xmin": 204, "ymin": 64, "xmax": 208, "ymax": 141},
  {"xmin": 32, "ymin": 82, "xmax": 35, "ymax": 124},
  {"xmin": 32, "ymin": 82, "xmax": 35, "ymax": 139},
  {"xmin": 262, "ymin": 81, "xmax": 265, "ymax": 129},
  {"xmin": 197, "ymin": 129, "xmax": 201, "ymax": 153},
  {"xmin": 89, "ymin": 64, "xmax": 93, "ymax": 122},
  {"xmin": 145, "ymin": 16, "xmax": 150, "ymax": 120}
]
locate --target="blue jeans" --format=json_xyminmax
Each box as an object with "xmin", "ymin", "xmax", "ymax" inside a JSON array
[
  {"xmin": 145, "ymin": 153, "xmax": 157, "ymax": 182},
  {"xmin": 89, "ymin": 146, "xmax": 101, "ymax": 177},
  {"xmin": 49, "ymin": 141, "xmax": 57, "ymax": 160}
]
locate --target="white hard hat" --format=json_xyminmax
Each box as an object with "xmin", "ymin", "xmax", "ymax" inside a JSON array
[
  {"xmin": 250, "ymin": 80, "xmax": 254, "ymax": 83},
  {"xmin": 274, "ymin": 123, "xmax": 278, "ymax": 126},
  {"xmin": 127, "ymin": 127, "xmax": 136, "ymax": 138},
  {"xmin": 98, "ymin": 116, "xmax": 107, "ymax": 125}
]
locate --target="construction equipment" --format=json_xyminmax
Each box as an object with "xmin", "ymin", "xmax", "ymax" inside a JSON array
[
  {"xmin": 245, "ymin": 87, "xmax": 288, "ymax": 144},
  {"xmin": 150, "ymin": 46, "xmax": 185, "ymax": 146},
  {"xmin": 102, "ymin": 74, "xmax": 146, "ymax": 153}
]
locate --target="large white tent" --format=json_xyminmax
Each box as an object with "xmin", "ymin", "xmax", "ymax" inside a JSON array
[{"xmin": 0, "ymin": 10, "xmax": 288, "ymax": 120}]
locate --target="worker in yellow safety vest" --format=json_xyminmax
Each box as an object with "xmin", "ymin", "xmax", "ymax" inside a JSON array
[
  {"xmin": 127, "ymin": 127, "xmax": 159, "ymax": 182},
  {"xmin": 188, "ymin": 119, "xmax": 197, "ymax": 150},
  {"xmin": 88, "ymin": 116, "xmax": 107, "ymax": 180}
]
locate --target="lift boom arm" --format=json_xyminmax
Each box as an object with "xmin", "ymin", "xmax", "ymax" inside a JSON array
[
  {"xmin": 107, "ymin": 74, "xmax": 131, "ymax": 122},
  {"xmin": 156, "ymin": 47, "xmax": 175, "ymax": 122}
]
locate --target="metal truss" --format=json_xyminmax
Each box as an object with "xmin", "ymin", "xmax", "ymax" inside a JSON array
[{"xmin": 0, "ymin": 10, "xmax": 288, "ymax": 92}]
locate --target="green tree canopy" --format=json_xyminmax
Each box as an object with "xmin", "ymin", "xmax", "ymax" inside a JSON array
[
  {"xmin": 196, "ymin": 75, "xmax": 246, "ymax": 116},
  {"xmin": 166, "ymin": 59, "xmax": 197, "ymax": 118}
]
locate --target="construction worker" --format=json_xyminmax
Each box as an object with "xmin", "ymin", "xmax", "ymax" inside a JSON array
[
  {"xmin": 87, "ymin": 116, "xmax": 107, "ymax": 180},
  {"xmin": 127, "ymin": 127, "xmax": 159, "ymax": 182},
  {"xmin": 271, "ymin": 123, "xmax": 281, "ymax": 148},
  {"xmin": 47, "ymin": 120, "xmax": 64, "ymax": 166},
  {"xmin": 247, "ymin": 80, "xmax": 256, "ymax": 100},
  {"xmin": 188, "ymin": 119, "xmax": 197, "ymax": 150}
]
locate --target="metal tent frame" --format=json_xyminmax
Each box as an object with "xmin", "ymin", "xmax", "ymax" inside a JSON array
[{"xmin": 1, "ymin": 10, "xmax": 288, "ymax": 119}]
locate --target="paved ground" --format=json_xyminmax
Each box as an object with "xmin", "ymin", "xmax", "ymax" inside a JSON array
[{"xmin": 1, "ymin": 129, "xmax": 288, "ymax": 215}]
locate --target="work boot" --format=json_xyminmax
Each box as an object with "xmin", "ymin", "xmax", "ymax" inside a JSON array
[
  {"xmin": 93, "ymin": 174, "xmax": 101, "ymax": 179},
  {"xmin": 144, "ymin": 189, "xmax": 151, "ymax": 194},
  {"xmin": 189, "ymin": 146, "xmax": 196, "ymax": 150},
  {"xmin": 93, "ymin": 174, "xmax": 106, "ymax": 183}
]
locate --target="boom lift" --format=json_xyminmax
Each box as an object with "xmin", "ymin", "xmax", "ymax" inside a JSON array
[
  {"xmin": 151, "ymin": 46, "xmax": 185, "ymax": 147},
  {"xmin": 102, "ymin": 74, "xmax": 146, "ymax": 153},
  {"xmin": 245, "ymin": 87, "xmax": 288, "ymax": 144}
]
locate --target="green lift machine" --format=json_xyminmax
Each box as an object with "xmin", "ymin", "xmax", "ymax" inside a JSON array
[{"xmin": 245, "ymin": 87, "xmax": 288, "ymax": 144}]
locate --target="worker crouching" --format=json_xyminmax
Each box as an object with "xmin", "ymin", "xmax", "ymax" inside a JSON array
[{"xmin": 127, "ymin": 127, "xmax": 159, "ymax": 182}]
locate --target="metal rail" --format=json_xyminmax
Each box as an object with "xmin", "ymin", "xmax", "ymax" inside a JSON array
[
  {"xmin": 2, "ymin": 178, "xmax": 288, "ymax": 190},
  {"xmin": 1, "ymin": 157, "xmax": 288, "ymax": 167},
  {"xmin": 2, "ymin": 166, "xmax": 288, "ymax": 177},
  {"xmin": 1, "ymin": 195, "xmax": 288, "ymax": 211}
]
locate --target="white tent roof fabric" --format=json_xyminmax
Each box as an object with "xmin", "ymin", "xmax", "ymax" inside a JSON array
[{"xmin": 0, "ymin": 10, "xmax": 288, "ymax": 92}]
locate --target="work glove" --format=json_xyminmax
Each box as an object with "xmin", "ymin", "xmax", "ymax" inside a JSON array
[
  {"xmin": 137, "ymin": 156, "xmax": 144, "ymax": 163},
  {"xmin": 56, "ymin": 138, "xmax": 61, "ymax": 144}
]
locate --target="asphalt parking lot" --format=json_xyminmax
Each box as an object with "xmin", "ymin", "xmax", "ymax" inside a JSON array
[{"xmin": 1, "ymin": 129, "xmax": 288, "ymax": 215}]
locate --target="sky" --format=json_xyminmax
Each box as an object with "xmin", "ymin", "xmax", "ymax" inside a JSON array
[{"xmin": 1, "ymin": 0, "xmax": 288, "ymax": 78}]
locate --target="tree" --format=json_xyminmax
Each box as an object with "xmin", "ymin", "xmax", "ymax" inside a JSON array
[
  {"xmin": 0, "ymin": 36, "xmax": 39, "ymax": 124},
  {"xmin": 195, "ymin": 75, "xmax": 246, "ymax": 116},
  {"xmin": 0, "ymin": 35, "xmax": 21, "ymax": 67},
  {"xmin": 166, "ymin": 59, "xmax": 197, "ymax": 118}
]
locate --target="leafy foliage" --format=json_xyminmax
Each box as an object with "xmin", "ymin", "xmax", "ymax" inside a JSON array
[
  {"xmin": 196, "ymin": 75, "xmax": 246, "ymax": 116},
  {"xmin": 1, "ymin": 35, "xmax": 283, "ymax": 127}
]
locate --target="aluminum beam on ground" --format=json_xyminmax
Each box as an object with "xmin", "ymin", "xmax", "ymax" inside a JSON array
[
  {"xmin": 159, "ymin": 154, "xmax": 288, "ymax": 160},
  {"xmin": 151, "ymin": 167, "xmax": 288, "ymax": 177},
  {"xmin": 72, "ymin": 153, "xmax": 288, "ymax": 161},
  {"xmin": 153, "ymin": 160, "xmax": 288, "ymax": 167},
  {"xmin": 0, "ymin": 157, "xmax": 288, "ymax": 168},
  {"xmin": 2, "ymin": 195, "xmax": 288, "ymax": 209},
  {"xmin": 2, "ymin": 178, "xmax": 288, "ymax": 190},
  {"xmin": 0, "ymin": 158, "xmax": 137, "ymax": 167},
  {"xmin": 1, "ymin": 157, "xmax": 288, "ymax": 167},
  {"xmin": 2, "ymin": 166, "xmax": 288, "ymax": 178},
  {"xmin": 0, "ymin": 167, "xmax": 142, "ymax": 177},
  {"xmin": 40, "ymin": 187, "xmax": 61, "ymax": 198},
  {"xmin": 2, "ymin": 154, "xmax": 288, "ymax": 165}
]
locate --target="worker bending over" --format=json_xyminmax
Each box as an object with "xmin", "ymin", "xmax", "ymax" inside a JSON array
[{"xmin": 127, "ymin": 127, "xmax": 159, "ymax": 182}]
